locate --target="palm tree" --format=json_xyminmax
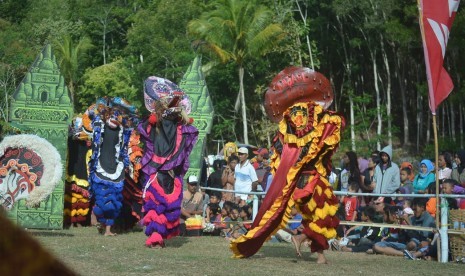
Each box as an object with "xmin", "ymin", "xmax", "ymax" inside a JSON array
[
  {"xmin": 188, "ymin": 0, "xmax": 284, "ymax": 144},
  {"xmin": 54, "ymin": 35, "xmax": 93, "ymax": 104}
]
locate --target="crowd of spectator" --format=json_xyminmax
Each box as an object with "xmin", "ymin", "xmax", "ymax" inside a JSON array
[{"xmin": 184, "ymin": 143, "xmax": 465, "ymax": 261}]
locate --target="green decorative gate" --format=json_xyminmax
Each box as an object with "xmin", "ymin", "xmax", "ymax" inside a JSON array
[
  {"xmin": 8, "ymin": 44, "xmax": 73, "ymax": 229},
  {"xmin": 179, "ymin": 56, "xmax": 214, "ymax": 181}
]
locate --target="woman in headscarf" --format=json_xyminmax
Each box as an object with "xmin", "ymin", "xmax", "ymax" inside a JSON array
[
  {"xmin": 412, "ymin": 159, "xmax": 435, "ymax": 194},
  {"xmin": 452, "ymin": 149, "xmax": 465, "ymax": 187}
]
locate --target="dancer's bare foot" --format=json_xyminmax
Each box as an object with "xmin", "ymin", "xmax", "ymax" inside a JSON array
[
  {"xmin": 104, "ymin": 225, "xmax": 116, "ymax": 236},
  {"xmin": 291, "ymin": 234, "xmax": 305, "ymax": 257},
  {"xmin": 316, "ymin": 251, "xmax": 329, "ymax": 264},
  {"xmin": 149, "ymin": 244, "xmax": 164, "ymax": 249}
]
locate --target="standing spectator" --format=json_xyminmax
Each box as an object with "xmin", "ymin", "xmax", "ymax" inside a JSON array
[
  {"xmin": 342, "ymin": 182, "xmax": 359, "ymax": 222},
  {"xmin": 400, "ymin": 167, "xmax": 414, "ymax": 195},
  {"xmin": 180, "ymin": 176, "xmax": 205, "ymax": 235},
  {"xmin": 372, "ymin": 145, "xmax": 400, "ymax": 194},
  {"xmin": 234, "ymin": 147, "xmax": 258, "ymax": 206},
  {"xmin": 400, "ymin": 162, "xmax": 416, "ymax": 182},
  {"xmin": 412, "ymin": 159, "xmax": 435, "ymax": 194},
  {"xmin": 207, "ymin": 159, "xmax": 226, "ymax": 196},
  {"xmin": 452, "ymin": 149, "xmax": 465, "ymax": 187},
  {"xmin": 252, "ymin": 148, "xmax": 270, "ymax": 191},
  {"xmin": 438, "ymin": 152, "xmax": 453, "ymax": 182},
  {"xmin": 222, "ymin": 155, "xmax": 238, "ymax": 202},
  {"xmin": 360, "ymin": 155, "xmax": 377, "ymax": 205},
  {"xmin": 338, "ymin": 151, "xmax": 362, "ymax": 193}
]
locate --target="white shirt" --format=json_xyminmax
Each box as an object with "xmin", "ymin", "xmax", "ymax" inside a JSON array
[{"xmin": 234, "ymin": 160, "xmax": 258, "ymax": 200}]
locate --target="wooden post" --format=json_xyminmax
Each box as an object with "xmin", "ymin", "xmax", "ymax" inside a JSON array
[{"xmin": 433, "ymin": 114, "xmax": 441, "ymax": 261}]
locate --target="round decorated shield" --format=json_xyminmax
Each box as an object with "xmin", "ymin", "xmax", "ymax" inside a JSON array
[
  {"xmin": 264, "ymin": 66, "xmax": 333, "ymax": 123},
  {"xmin": 0, "ymin": 134, "xmax": 62, "ymax": 209}
]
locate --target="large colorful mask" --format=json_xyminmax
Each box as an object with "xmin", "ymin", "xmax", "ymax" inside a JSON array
[
  {"xmin": 0, "ymin": 135, "xmax": 62, "ymax": 209},
  {"xmin": 143, "ymin": 76, "xmax": 192, "ymax": 121}
]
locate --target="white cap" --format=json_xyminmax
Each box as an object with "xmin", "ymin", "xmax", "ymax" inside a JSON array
[
  {"xmin": 188, "ymin": 175, "xmax": 198, "ymax": 184},
  {"xmin": 238, "ymin": 147, "xmax": 248, "ymax": 155}
]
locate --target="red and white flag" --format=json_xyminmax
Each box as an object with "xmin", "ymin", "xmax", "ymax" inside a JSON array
[{"xmin": 419, "ymin": 0, "xmax": 460, "ymax": 114}]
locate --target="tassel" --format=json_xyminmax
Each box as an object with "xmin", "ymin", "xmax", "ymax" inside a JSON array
[{"xmin": 148, "ymin": 113, "xmax": 158, "ymax": 125}]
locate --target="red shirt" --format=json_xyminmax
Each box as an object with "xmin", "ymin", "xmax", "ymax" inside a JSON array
[{"xmin": 343, "ymin": 196, "xmax": 358, "ymax": 221}]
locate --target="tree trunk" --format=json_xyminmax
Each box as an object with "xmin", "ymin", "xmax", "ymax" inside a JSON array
[
  {"xmin": 239, "ymin": 66, "xmax": 248, "ymax": 144},
  {"xmin": 450, "ymin": 102, "xmax": 456, "ymax": 142},
  {"xmin": 295, "ymin": 0, "xmax": 314, "ymax": 70},
  {"xmin": 460, "ymin": 102, "xmax": 464, "ymax": 148},
  {"xmin": 426, "ymin": 111, "xmax": 431, "ymax": 143},
  {"xmin": 373, "ymin": 49, "xmax": 382, "ymax": 150},
  {"xmin": 349, "ymin": 93, "xmax": 355, "ymax": 151},
  {"xmin": 381, "ymin": 37, "xmax": 392, "ymax": 146},
  {"xmin": 398, "ymin": 61, "xmax": 409, "ymax": 145}
]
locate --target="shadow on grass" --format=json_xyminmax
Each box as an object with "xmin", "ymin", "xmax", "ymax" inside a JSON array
[
  {"xmin": 29, "ymin": 231, "xmax": 75, "ymax": 237},
  {"xmin": 255, "ymin": 243, "xmax": 317, "ymax": 262},
  {"xmin": 165, "ymin": 236, "xmax": 192, "ymax": 248}
]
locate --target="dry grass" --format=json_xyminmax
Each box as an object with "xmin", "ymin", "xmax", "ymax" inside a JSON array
[{"xmin": 31, "ymin": 227, "xmax": 464, "ymax": 276}]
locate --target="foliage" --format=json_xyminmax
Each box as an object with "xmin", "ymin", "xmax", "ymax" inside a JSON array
[{"xmin": 78, "ymin": 58, "xmax": 140, "ymax": 111}]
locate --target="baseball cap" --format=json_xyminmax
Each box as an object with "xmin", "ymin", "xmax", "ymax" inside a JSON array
[
  {"xmin": 188, "ymin": 175, "xmax": 198, "ymax": 184},
  {"xmin": 253, "ymin": 148, "xmax": 269, "ymax": 158},
  {"xmin": 238, "ymin": 147, "xmax": 249, "ymax": 155}
]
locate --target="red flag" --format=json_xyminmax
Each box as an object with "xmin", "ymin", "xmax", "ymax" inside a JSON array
[{"xmin": 419, "ymin": 0, "xmax": 460, "ymax": 114}]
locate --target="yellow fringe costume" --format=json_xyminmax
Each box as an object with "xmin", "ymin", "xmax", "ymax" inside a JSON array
[{"xmin": 230, "ymin": 101, "xmax": 344, "ymax": 258}]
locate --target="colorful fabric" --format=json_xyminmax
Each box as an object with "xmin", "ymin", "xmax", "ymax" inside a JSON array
[
  {"xmin": 230, "ymin": 101, "xmax": 344, "ymax": 257},
  {"xmin": 140, "ymin": 76, "xmax": 198, "ymax": 247},
  {"xmin": 84, "ymin": 97, "xmax": 138, "ymax": 227}
]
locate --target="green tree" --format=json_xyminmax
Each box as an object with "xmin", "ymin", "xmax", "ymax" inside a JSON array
[
  {"xmin": 188, "ymin": 0, "xmax": 285, "ymax": 144},
  {"xmin": 78, "ymin": 58, "xmax": 140, "ymax": 111}
]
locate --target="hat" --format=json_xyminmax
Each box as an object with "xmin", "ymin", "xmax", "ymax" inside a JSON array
[
  {"xmin": 188, "ymin": 175, "xmax": 198, "ymax": 184},
  {"xmin": 253, "ymin": 148, "xmax": 269, "ymax": 158},
  {"xmin": 238, "ymin": 147, "xmax": 249, "ymax": 155}
]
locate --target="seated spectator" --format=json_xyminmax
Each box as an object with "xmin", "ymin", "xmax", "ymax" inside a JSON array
[
  {"xmin": 180, "ymin": 175, "xmax": 205, "ymax": 236},
  {"xmin": 373, "ymin": 196, "xmax": 393, "ymax": 223},
  {"xmin": 205, "ymin": 193, "xmax": 222, "ymax": 223},
  {"xmin": 413, "ymin": 160, "xmax": 435, "ymax": 194},
  {"xmin": 373, "ymin": 198, "xmax": 435, "ymax": 256},
  {"xmin": 274, "ymin": 205, "xmax": 303, "ymax": 243},
  {"xmin": 340, "ymin": 206, "xmax": 380, "ymax": 253},
  {"xmin": 223, "ymin": 205, "xmax": 242, "ymax": 239}
]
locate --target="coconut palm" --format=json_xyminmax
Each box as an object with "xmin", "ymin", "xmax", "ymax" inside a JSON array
[
  {"xmin": 188, "ymin": 0, "xmax": 285, "ymax": 144},
  {"xmin": 53, "ymin": 35, "xmax": 93, "ymax": 104}
]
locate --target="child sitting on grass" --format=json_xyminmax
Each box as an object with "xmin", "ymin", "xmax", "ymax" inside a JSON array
[{"xmin": 339, "ymin": 206, "xmax": 380, "ymax": 253}]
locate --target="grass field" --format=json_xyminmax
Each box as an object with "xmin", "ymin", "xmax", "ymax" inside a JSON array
[{"xmin": 32, "ymin": 227, "xmax": 463, "ymax": 276}]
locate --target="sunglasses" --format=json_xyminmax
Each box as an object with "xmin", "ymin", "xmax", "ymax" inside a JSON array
[{"xmin": 238, "ymin": 153, "xmax": 246, "ymax": 155}]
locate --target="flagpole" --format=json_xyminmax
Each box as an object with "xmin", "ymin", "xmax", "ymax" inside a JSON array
[{"xmin": 417, "ymin": 0, "xmax": 441, "ymax": 262}]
